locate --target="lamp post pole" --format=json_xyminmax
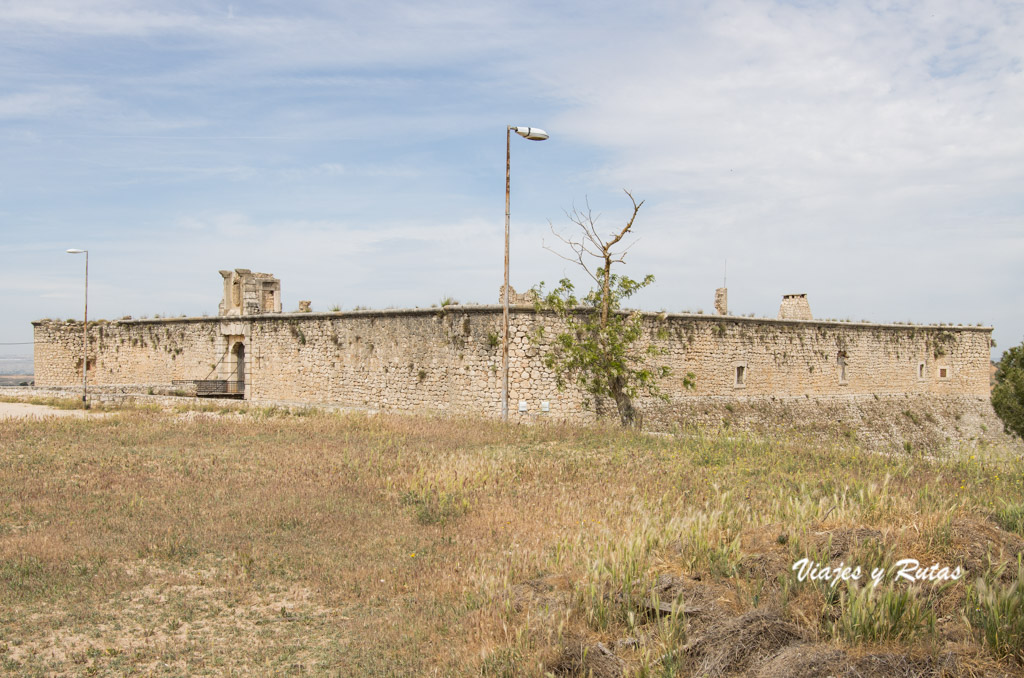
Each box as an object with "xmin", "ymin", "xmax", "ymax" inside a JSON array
[
  {"xmin": 502, "ymin": 125, "xmax": 548, "ymax": 422},
  {"xmin": 66, "ymin": 249, "xmax": 89, "ymax": 409}
]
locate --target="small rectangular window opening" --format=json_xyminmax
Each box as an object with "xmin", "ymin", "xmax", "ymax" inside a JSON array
[
  {"xmin": 837, "ymin": 351, "xmax": 848, "ymax": 384},
  {"xmin": 735, "ymin": 365, "xmax": 746, "ymax": 386},
  {"xmin": 939, "ymin": 367, "xmax": 948, "ymax": 379},
  {"xmin": 917, "ymin": 362, "xmax": 926, "ymax": 380}
]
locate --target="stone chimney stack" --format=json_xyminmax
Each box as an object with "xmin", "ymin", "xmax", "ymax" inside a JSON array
[
  {"xmin": 714, "ymin": 287, "xmax": 728, "ymax": 315},
  {"xmin": 778, "ymin": 293, "xmax": 812, "ymax": 321}
]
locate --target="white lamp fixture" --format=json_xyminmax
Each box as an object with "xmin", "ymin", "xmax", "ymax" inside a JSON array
[
  {"xmin": 513, "ymin": 126, "xmax": 549, "ymax": 141},
  {"xmin": 502, "ymin": 124, "xmax": 548, "ymax": 422}
]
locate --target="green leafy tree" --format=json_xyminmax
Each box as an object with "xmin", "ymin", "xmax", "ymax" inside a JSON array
[
  {"xmin": 533, "ymin": 191, "xmax": 693, "ymax": 427},
  {"xmin": 992, "ymin": 340, "xmax": 1024, "ymax": 439}
]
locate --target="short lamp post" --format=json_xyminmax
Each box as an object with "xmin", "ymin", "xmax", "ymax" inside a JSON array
[
  {"xmin": 66, "ymin": 248, "xmax": 89, "ymax": 409},
  {"xmin": 503, "ymin": 125, "xmax": 548, "ymax": 422}
]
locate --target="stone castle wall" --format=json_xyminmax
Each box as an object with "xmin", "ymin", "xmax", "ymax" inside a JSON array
[
  {"xmin": 655, "ymin": 316, "xmax": 989, "ymax": 398},
  {"xmin": 33, "ymin": 318, "xmax": 224, "ymax": 387},
  {"xmin": 33, "ymin": 308, "xmax": 992, "ymax": 424}
]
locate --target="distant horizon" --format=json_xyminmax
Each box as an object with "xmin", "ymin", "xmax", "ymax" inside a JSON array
[{"xmin": 0, "ymin": 353, "xmax": 34, "ymax": 377}]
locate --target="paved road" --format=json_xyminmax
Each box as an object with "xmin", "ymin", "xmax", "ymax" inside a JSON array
[{"xmin": 0, "ymin": 402, "xmax": 98, "ymax": 419}]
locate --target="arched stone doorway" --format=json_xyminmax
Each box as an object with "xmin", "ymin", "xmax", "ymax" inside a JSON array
[{"xmin": 231, "ymin": 341, "xmax": 245, "ymax": 395}]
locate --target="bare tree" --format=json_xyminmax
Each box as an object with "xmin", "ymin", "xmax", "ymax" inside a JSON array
[
  {"xmin": 545, "ymin": 191, "xmax": 644, "ymax": 327},
  {"xmin": 535, "ymin": 191, "xmax": 692, "ymax": 427}
]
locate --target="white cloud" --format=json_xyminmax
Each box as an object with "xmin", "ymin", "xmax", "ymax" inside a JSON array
[
  {"xmin": 1, "ymin": 0, "xmax": 1021, "ymax": 354},
  {"xmin": 0, "ymin": 86, "xmax": 96, "ymax": 119}
]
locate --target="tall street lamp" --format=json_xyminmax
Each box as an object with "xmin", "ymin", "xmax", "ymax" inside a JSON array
[
  {"xmin": 66, "ymin": 248, "xmax": 89, "ymax": 409},
  {"xmin": 503, "ymin": 125, "xmax": 548, "ymax": 422}
]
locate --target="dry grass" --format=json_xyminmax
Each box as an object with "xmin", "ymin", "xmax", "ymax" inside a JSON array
[{"xmin": 1, "ymin": 406, "xmax": 1022, "ymax": 676}]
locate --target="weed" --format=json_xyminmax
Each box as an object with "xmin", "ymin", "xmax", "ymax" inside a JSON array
[
  {"xmin": 574, "ymin": 532, "xmax": 659, "ymax": 631},
  {"xmin": 400, "ymin": 485, "xmax": 470, "ymax": 526},
  {"xmin": 966, "ymin": 558, "xmax": 1024, "ymax": 662},
  {"xmin": 993, "ymin": 501, "xmax": 1024, "ymax": 536},
  {"xmin": 830, "ymin": 582, "xmax": 935, "ymax": 643},
  {"xmin": 480, "ymin": 647, "xmax": 524, "ymax": 676}
]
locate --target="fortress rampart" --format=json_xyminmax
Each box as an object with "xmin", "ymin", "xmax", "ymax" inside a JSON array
[
  {"xmin": 31, "ymin": 266, "xmax": 1004, "ymax": 447},
  {"xmin": 33, "ymin": 307, "xmax": 992, "ymax": 422}
]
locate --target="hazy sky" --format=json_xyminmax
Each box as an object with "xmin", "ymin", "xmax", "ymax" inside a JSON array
[{"xmin": 2, "ymin": 0, "xmax": 1021, "ymax": 359}]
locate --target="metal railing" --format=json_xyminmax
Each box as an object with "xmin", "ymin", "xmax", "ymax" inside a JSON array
[
  {"xmin": 172, "ymin": 379, "xmax": 245, "ymax": 398},
  {"xmin": 198, "ymin": 380, "xmax": 245, "ymax": 397}
]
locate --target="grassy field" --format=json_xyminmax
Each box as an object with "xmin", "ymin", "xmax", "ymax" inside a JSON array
[{"xmin": 1, "ymin": 405, "xmax": 1023, "ymax": 676}]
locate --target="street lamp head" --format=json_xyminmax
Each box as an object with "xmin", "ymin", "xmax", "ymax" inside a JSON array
[
  {"xmin": 512, "ymin": 126, "xmax": 549, "ymax": 141},
  {"xmin": 66, "ymin": 248, "xmax": 87, "ymax": 254}
]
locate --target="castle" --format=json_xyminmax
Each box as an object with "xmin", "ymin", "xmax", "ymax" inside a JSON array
[{"xmin": 32, "ymin": 269, "xmax": 1000, "ymax": 446}]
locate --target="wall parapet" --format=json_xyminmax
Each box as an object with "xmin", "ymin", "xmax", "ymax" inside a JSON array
[{"xmin": 33, "ymin": 307, "xmax": 994, "ymax": 334}]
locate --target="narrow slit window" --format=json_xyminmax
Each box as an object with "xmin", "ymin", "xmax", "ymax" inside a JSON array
[
  {"xmin": 734, "ymin": 363, "xmax": 747, "ymax": 388},
  {"xmin": 918, "ymin": 362, "xmax": 926, "ymax": 380},
  {"xmin": 837, "ymin": 351, "xmax": 848, "ymax": 384}
]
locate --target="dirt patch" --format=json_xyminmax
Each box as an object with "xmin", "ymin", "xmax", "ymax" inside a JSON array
[
  {"xmin": 758, "ymin": 647, "xmax": 976, "ymax": 678},
  {"xmin": 951, "ymin": 518, "xmax": 1024, "ymax": 580},
  {"xmin": 683, "ymin": 608, "xmax": 805, "ymax": 676},
  {"xmin": 546, "ymin": 636, "xmax": 625, "ymax": 678},
  {"xmin": 738, "ymin": 527, "xmax": 793, "ymax": 583},
  {"xmin": 842, "ymin": 651, "xmax": 962, "ymax": 677},
  {"xmin": 649, "ymin": 572, "xmax": 738, "ymax": 637},
  {"xmin": 510, "ymin": 573, "xmax": 573, "ymax": 614},
  {"xmin": 0, "ymin": 401, "xmax": 101, "ymax": 419},
  {"xmin": 173, "ymin": 409, "xmax": 233, "ymax": 423},
  {"xmin": 755, "ymin": 644, "xmax": 847, "ymax": 678},
  {"xmin": 3, "ymin": 576, "xmax": 341, "ymax": 674}
]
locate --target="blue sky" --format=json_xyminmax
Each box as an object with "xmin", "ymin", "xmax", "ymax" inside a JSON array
[{"xmin": 2, "ymin": 0, "xmax": 1022, "ymax": 362}]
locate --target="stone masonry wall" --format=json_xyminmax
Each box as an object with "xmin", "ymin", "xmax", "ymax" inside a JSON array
[
  {"xmin": 33, "ymin": 308, "xmax": 992, "ymax": 427},
  {"xmin": 33, "ymin": 318, "xmax": 223, "ymax": 387},
  {"xmin": 648, "ymin": 315, "xmax": 989, "ymax": 399},
  {"xmin": 246, "ymin": 308, "xmax": 590, "ymax": 420}
]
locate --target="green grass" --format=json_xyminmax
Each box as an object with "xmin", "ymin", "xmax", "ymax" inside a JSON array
[
  {"xmin": 993, "ymin": 500, "xmax": 1024, "ymax": 536},
  {"xmin": 830, "ymin": 583, "xmax": 936, "ymax": 644}
]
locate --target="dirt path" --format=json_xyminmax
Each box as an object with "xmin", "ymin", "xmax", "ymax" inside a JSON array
[{"xmin": 0, "ymin": 401, "xmax": 99, "ymax": 420}]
